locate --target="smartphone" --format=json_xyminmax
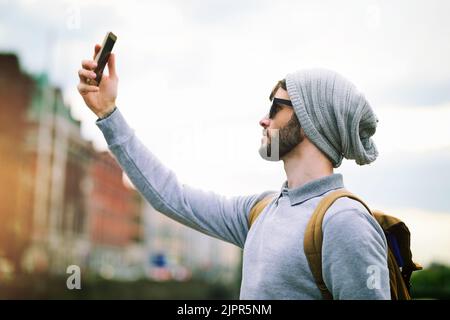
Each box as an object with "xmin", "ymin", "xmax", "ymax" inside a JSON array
[{"xmin": 88, "ymin": 31, "xmax": 117, "ymax": 86}]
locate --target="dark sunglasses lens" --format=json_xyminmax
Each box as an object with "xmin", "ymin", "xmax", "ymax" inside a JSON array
[
  {"xmin": 269, "ymin": 98, "xmax": 292, "ymax": 118},
  {"xmin": 269, "ymin": 102, "xmax": 277, "ymax": 119},
  {"xmin": 274, "ymin": 98, "xmax": 292, "ymax": 106}
]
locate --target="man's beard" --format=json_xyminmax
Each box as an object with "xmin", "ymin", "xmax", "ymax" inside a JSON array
[{"xmin": 258, "ymin": 114, "xmax": 303, "ymax": 161}]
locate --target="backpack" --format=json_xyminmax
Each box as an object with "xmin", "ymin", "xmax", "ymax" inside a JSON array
[{"xmin": 248, "ymin": 188, "xmax": 422, "ymax": 300}]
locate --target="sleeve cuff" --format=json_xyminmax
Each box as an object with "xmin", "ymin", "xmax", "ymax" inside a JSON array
[{"xmin": 95, "ymin": 107, "xmax": 135, "ymax": 147}]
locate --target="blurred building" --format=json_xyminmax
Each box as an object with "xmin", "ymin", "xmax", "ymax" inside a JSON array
[
  {"xmin": 0, "ymin": 54, "xmax": 35, "ymax": 273},
  {"xmin": 87, "ymin": 151, "xmax": 145, "ymax": 280},
  {"xmin": 0, "ymin": 53, "xmax": 145, "ymax": 279},
  {"xmin": 19, "ymin": 71, "xmax": 94, "ymax": 274},
  {"xmin": 0, "ymin": 53, "xmax": 239, "ymax": 284}
]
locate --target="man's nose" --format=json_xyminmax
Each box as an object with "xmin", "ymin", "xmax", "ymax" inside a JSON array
[{"xmin": 259, "ymin": 115, "xmax": 270, "ymax": 128}]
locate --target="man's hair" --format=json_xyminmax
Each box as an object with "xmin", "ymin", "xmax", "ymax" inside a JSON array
[{"xmin": 269, "ymin": 79, "xmax": 287, "ymax": 101}]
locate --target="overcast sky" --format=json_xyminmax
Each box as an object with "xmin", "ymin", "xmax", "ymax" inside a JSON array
[{"xmin": 1, "ymin": 0, "xmax": 449, "ymax": 265}]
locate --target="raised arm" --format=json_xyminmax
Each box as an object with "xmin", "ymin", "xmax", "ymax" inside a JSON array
[
  {"xmin": 77, "ymin": 45, "xmax": 272, "ymax": 248},
  {"xmin": 98, "ymin": 108, "xmax": 273, "ymax": 247}
]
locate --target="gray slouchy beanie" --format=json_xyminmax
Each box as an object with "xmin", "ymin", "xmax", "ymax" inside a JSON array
[{"xmin": 285, "ymin": 68, "xmax": 379, "ymax": 168}]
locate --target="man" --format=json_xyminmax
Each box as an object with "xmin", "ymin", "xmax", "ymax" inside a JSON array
[{"xmin": 77, "ymin": 44, "xmax": 390, "ymax": 299}]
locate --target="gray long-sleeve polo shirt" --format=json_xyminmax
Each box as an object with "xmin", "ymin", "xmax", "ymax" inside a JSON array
[{"xmin": 96, "ymin": 107, "xmax": 390, "ymax": 300}]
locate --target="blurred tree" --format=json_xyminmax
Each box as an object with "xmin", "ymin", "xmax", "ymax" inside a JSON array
[{"xmin": 411, "ymin": 263, "xmax": 450, "ymax": 300}]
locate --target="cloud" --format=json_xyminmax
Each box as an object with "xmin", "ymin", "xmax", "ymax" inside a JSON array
[
  {"xmin": 2, "ymin": 0, "xmax": 450, "ymax": 216},
  {"xmin": 371, "ymin": 78, "xmax": 450, "ymax": 107},
  {"xmin": 174, "ymin": 0, "xmax": 269, "ymax": 26},
  {"xmin": 374, "ymin": 104, "xmax": 450, "ymax": 154},
  {"xmin": 338, "ymin": 147, "xmax": 450, "ymax": 213},
  {"xmin": 4, "ymin": 0, "xmax": 450, "ymax": 121}
]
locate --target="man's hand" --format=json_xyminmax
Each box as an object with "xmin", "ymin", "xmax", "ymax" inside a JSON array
[{"xmin": 77, "ymin": 44, "xmax": 118, "ymax": 118}]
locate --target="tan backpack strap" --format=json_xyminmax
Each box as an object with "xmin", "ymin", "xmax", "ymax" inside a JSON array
[
  {"xmin": 303, "ymin": 188, "xmax": 372, "ymax": 300},
  {"xmin": 248, "ymin": 193, "xmax": 277, "ymax": 228}
]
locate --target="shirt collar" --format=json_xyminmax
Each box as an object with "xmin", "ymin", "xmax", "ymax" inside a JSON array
[{"xmin": 276, "ymin": 173, "xmax": 344, "ymax": 206}]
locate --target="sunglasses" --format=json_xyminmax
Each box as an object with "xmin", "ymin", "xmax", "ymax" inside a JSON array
[{"xmin": 269, "ymin": 98, "xmax": 293, "ymax": 119}]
